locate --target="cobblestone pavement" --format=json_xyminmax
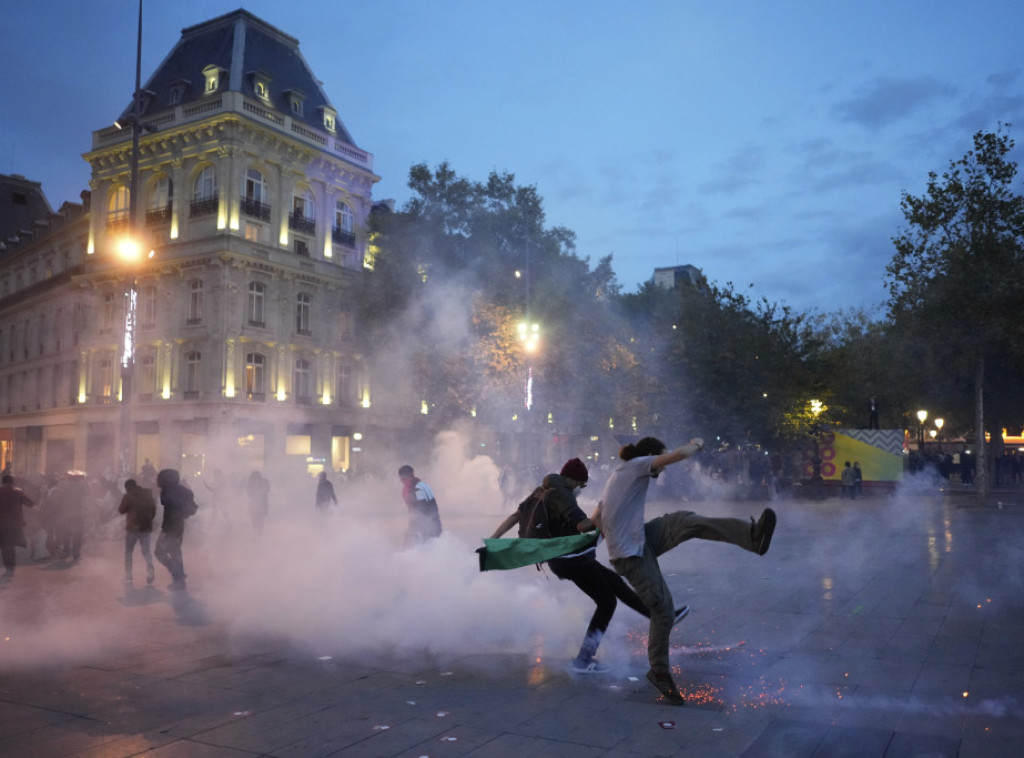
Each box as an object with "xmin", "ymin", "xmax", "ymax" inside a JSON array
[{"xmin": 1, "ymin": 485, "xmax": 1022, "ymax": 757}]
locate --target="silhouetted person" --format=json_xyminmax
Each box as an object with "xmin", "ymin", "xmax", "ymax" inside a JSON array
[
  {"xmin": 155, "ymin": 468, "xmax": 196, "ymax": 591},
  {"xmin": 0, "ymin": 475, "xmax": 34, "ymax": 582},
  {"xmin": 246, "ymin": 471, "xmax": 270, "ymax": 535},
  {"xmin": 315, "ymin": 471, "xmax": 338, "ymax": 514},
  {"xmin": 868, "ymin": 396, "xmax": 879, "ymax": 429},
  {"xmin": 52, "ymin": 471, "xmax": 90, "ymax": 562},
  {"xmin": 118, "ymin": 478, "xmax": 156, "ymax": 586},
  {"xmin": 398, "ymin": 465, "xmax": 442, "ymax": 546}
]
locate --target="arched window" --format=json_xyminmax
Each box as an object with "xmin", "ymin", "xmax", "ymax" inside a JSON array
[
  {"xmin": 247, "ymin": 281, "xmax": 266, "ymax": 326},
  {"xmin": 193, "ymin": 166, "xmax": 216, "ymax": 200},
  {"xmin": 294, "ymin": 358, "xmax": 311, "ymax": 402},
  {"xmin": 107, "ymin": 186, "xmax": 130, "ymax": 229},
  {"xmin": 244, "ymin": 169, "xmax": 266, "ymax": 202},
  {"xmin": 245, "ymin": 352, "xmax": 265, "ymax": 399},
  {"xmin": 333, "ymin": 200, "xmax": 354, "ymax": 247},
  {"xmin": 191, "ymin": 166, "xmax": 217, "ymax": 218},
  {"xmin": 296, "ymin": 292, "xmax": 311, "ymax": 334},
  {"xmin": 146, "ymin": 176, "xmax": 173, "ymax": 226},
  {"xmin": 188, "ymin": 279, "xmax": 204, "ymax": 324},
  {"xmin": 242, "ymin": 169, "xmax": 270, "ymax": 220}
]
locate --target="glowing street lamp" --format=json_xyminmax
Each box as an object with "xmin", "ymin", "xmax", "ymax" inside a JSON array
[
  {"xmin": 934, "ymin": 417, "xmax": 944, "ymax": 452},
  {"xmin": 917, "ymin": 409, "xmax": 928, "ymax": 450}
]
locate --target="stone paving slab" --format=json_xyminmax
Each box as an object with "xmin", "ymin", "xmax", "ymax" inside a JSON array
[{"xmin": 1, "ymin": 491, "xmax": 1023, "ymax": 756}]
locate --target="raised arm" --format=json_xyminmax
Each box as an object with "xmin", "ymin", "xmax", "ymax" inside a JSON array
[{"xmin": 650, "ymin": 438, "xmax": 704, "ymax": 470}]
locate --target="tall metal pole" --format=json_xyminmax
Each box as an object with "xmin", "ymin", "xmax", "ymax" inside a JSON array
[{"xmin": 120, "ymin": 0, "xmax": 143, "ymax": 478}]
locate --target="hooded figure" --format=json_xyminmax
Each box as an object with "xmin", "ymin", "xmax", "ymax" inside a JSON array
[{"xmin": 154, "ymin": 468, "xmax": 196, "ymax": 591}]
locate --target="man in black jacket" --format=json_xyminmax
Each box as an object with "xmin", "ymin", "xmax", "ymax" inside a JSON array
[
  {"xmin": 491, "ymin": 458, "xmax": 688, "ymax": 673},
  {"xmin": 154, "ymin": 468, "xmax": 196, "ymax": 591}
]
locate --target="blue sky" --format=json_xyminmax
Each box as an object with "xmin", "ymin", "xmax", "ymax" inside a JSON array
[{"xmin": 4, "ymin": 1, "xmax": 1023, "ymax": 314}]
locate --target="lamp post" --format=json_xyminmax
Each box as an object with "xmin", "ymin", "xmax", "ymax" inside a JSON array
[
  {"xmin": 934, "ymin": 417, "xmax": 944, "ymax": 453},
  {"xmin": 116, "ymin": 0, "xmax": 155, "ymax": 477},
  {"xmin": 916, "ymin": 409, "xmax": 928, "ymax": 451}
]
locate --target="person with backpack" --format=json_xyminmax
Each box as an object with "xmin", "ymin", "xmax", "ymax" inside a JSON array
[
  {"xmin": 490, "ymin": 458, "xmax": 689, "ymax": 673},
  {"xmin": 398, "ymin": 465, "xmax": 442, "ymax": 546},
  {"xmin": 154, "ymin": 468, "xmax": 197, "ymax": 592}
]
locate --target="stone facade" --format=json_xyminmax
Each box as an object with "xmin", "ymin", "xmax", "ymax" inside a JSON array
[{"xmin": 0, "ymin": 10, "xmax": 395, "ymax": 482}]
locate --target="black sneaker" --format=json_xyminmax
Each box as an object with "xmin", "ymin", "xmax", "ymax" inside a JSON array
[
  {"xmin": 674, "ymin": 605, "xmax": 690, "ymax": 625},
  {"xmin": 752, "ymin": 508, "xmax": 777, "ymax": 556},
  {"xmin": 646, "ymin": 669, "xmax": 685, "ymax": 705}
]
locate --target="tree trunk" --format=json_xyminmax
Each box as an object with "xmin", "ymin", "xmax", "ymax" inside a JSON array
[{"xmin": 975, "ymin": 355, "xmax": 987, "ymax": 505}]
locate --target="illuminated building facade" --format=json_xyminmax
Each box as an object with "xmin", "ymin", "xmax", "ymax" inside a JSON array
[{"xmin": 0, "ymin": 10, "xmax": 383, "ymax": 480}]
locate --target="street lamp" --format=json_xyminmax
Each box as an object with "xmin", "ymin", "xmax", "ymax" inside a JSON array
[
  {"xmin": 934, "ymin": 417, "xmax": 944, "ymax": 452},
  {"xmin": 117, "ymin": 0, "xmax": 157, "ymax": 477},
  {"xmin": 917, "ymin": 409, "xmax": 928, "ymax": 450}
]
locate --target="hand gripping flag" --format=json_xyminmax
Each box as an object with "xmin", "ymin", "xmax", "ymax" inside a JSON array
[{"xmin": 476, "ymin": 532, "xmax": 599, "ymax": 571}]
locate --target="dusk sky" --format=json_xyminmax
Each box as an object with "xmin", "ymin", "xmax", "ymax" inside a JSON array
[{"xmin": 4, "ymin": 1, "xmax": 1023, "ymax": 314}]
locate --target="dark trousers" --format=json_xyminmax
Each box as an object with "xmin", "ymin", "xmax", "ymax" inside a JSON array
[
  {"xmin": 0, "ymin": 529, "xmax": 18, "ymax": 571},
  {"xmin": 550, "ymin": 558, "xmax": 650, "ymax": 637},
  {"xmin": 154, "ymin": 532, "xmax": 185, "ymax": 580}
]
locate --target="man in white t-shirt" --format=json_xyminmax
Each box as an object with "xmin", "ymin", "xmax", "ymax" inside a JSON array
[{"xmin": 594, "ymin": 436, "xmax": 776, "ymax": 705}]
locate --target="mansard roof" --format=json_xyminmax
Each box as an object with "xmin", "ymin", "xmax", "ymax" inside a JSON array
[
  {"xmin": 127, "ymin": 8, "xmax": 357, "ymax": 145},
  {"xmin": 0, "ymin": 173, "xmax": 53, "ymax": 243}
]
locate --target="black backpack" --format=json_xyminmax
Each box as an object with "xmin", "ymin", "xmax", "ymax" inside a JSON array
[{"xmin": 517, "ymin": 488, "xmax": 552, "ymax": 539}]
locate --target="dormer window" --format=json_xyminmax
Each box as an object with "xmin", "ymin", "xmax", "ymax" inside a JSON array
[
  {"xmin": 284, "ymin": 89, "xmax": 305, "ymax": 117},
  {"xmin": 202, "ymin": 65, "xmax": 225, "ymax": 94},
  {"xmin": 248, "ymin": 70, "xmax": 272, "ymax": 101},
  {"xmin": 168, "ymin": 79, "xmax": 190, "ymax": 105},
  {"xmin": 138, "ymin": 90, "xmax": 156, "ymax": 114},
  {"xmin": 320, "ymin": 106, "xmax": 337, "ymax": 133}
]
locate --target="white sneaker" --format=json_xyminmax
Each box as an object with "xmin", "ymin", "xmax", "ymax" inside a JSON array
[{"xmin": 570, "ymin": 659, "xmax": 610, "ymax": 674}]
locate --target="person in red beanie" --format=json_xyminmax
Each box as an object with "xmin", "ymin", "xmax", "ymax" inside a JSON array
[{"xmin": 490, "ymin": 457, "xmax": 688, "ymax": 673}]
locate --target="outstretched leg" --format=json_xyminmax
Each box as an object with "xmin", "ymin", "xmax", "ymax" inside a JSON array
[{"xmin": 644, "ymin": 508, "xmax": 776, "ymax": 558}]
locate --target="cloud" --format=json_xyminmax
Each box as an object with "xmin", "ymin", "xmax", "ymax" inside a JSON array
[{"xmin": 832, "ymin": 76, "xmax": 957, "ymax": 130}]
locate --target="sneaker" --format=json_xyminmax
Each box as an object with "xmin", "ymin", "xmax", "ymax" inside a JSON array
[
  {"xmin": 751, "ymin": 508, "xmax": 777, "ymax": 556},
  {"xmin": 646, "ymin": 669, "xmax": 685, "ymax": 705},
  {"xmin": 674, "ymin": 605, "xmax": 690, "ymax": 625},
  {"xmin": 167, "ymin": 580, "xmax": 187, "ymax": 592},
  {"xmin": 571, "ymin": 659, "xmax": 610, "ymax": 674}
]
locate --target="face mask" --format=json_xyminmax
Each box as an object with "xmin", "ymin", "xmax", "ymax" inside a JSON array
[{"xmin": 573, "ymin": 486, "xmax": 583, "ymax": 497}]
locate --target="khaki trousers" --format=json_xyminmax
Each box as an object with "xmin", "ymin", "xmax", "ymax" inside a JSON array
[{"xmin": 611, "ymin": 510, "xmax": 756, "ymax": 674}]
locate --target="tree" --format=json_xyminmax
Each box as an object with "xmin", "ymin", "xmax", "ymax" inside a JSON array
[{"xmin": 887, "ymin": 127, "xmax": 1024, "ymax": 502}]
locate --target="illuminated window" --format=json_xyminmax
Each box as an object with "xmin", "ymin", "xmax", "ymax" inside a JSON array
[
  {"xmin": 107, "ymin": 186, "xmax": 130, "ymax": 229},
  {"xmin": 245, "ymin": 352, "xmax": 265, "ymax": 398},
  {"xmin": 296, "ymin": 292, "xmax": 311, "ymax": 334},
  {"xmin": 247, "ymin": 281, "xmax": 266, "ymax": 326},
  {"xmin": 202, "ymin": 65, "xmax": 222, "ymax": 94},
  {"xmin": 244, "ymin": 223, "xmax": 264, "ymax": 243},
  {"xmin": 99, "ymin": 357, "xmax": 113, "ymax": 401},
  {"xmin": 336, "ymin": 362, "xmax": 352, "ymax": 405}
]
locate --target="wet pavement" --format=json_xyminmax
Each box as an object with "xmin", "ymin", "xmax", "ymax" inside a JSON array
[{"xmin": 1, "ymin": 484, "xmax": 1023, "ymax": 757}]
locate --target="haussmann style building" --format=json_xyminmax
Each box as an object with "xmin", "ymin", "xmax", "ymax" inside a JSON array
[{"xmin": 0, "ymin": 9, "xmax": 396, "ymax": 482}]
